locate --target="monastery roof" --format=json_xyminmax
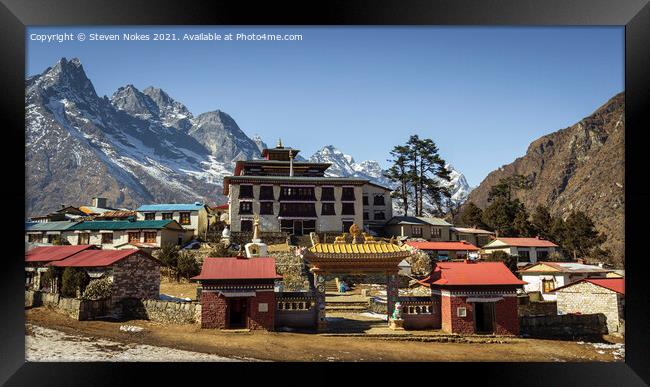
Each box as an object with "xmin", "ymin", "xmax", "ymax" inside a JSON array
[
  {"xmin": 310, "ymin": 242, "xmax": 408, "ymax": 255},
  {"xmin": 48, "ymin": 249, "xmax": 153, "ymax": 267},
  {"xmin": 519, "ymin": 261, "xmax": 611, "ymax": 274},
  {"xmin": 419, "ymin": 261, "xmax": 526, "ymax": 287},
  {"xmin": 554, "ymin": 278, "xmax": 624, "ymax": 295},
  {"xmin": 406, "ymin": 241, "xmax": 480, "ymax": 251},
  {"xmin": 25, "ymin": 245, "xmax": 96, "ymax": 263},
  {"xmin": 191, "ymin": 257, "xmax": 281, "ymax": 281},
  {"xmin": 484, "ymin": 237, "xmax": 559, "ymax": 248}
]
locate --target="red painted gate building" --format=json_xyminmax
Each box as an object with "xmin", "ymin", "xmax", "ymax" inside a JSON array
[
  {"xmin": 192, "ymin": 256, "xmax": 281, "ymax": 330},
  {"xmin": 419, "ymin": 261, "xmax": 526, "ymax": 335}
]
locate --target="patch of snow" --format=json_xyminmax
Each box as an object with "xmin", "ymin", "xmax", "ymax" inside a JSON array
[
  {"xmin": 160, "ymin": 294, "xmax": 192, "ymax": 302},
  {"xmin": 359, "ymin": 312, "xmax": 388, "ymax": 321},
  {"xmin": 119, "ymin": 325, "xmax": 144, "ymax": 333}
]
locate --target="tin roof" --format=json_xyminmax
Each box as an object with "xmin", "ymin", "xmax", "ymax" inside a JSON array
[
  {"xmin": 25, "ymin": 245, "xmax": 96, "ymax": 263},
  {"xmin": 451, "ymin": 227, "xmax": 495, "ymax": 235},
  {"xmin": 25, "ymin": 221, "xmax": 80, "ymax": 231},
  {"xmin": 419, "ymin": 261, "xmax": 526, "ymax": 287},
  {"xmin": 486, "ymin": 237, "xmax": 559, "ymax": 248},
  {"xmin": 48, "ymin": 249, "xmax": 153, "ymax": 267},
  {"xmin": 191, "ymin": 257, "xmax": 281, "ymax": 281},
  {"xmin": 94, "ymin": 210, "xmax": 137, "ymax": 219},
  {"xmin": 386, "ymin": 216, "xmax": 452, "ymax": 226},
  {"xmin": 519, "ymin": 261, "xmax": 610, "ymax": 274},
  {"xmin": 136, "ymin": 203, "xmax": 206, "ymax": 212},
  {"xmin": 554, "ymin": 278, "xmax": 624, "ymax": 295},
  {"xmin": 406, "ymin": 241, "xmax": 480, "ymax": 251},
  {"xmin": 68, "ymin": 220, "xmax": 180, "ymax": 231}
]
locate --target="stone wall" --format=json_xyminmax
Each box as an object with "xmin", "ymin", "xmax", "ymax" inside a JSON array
[
  {"xmin": 117, "ymin": 298, "xmax": 201, "ymax": 324},
  {"xmin": 520, "ymin": 314, "xmax": 608, "ymax": 338},
  {"xmin": 518, "ymin": 300, "xmax": 558, "ymax": 317},
  {"xmin": 25, "ymin": 290, "xmax": 110, "ymax": 321},
  {"xmin": 555, "ymin": 281, "xmax": 623, "ymax": 335},
  {"xmin": 111, "ymin": 253, "xmax": 160, "ymax": 304}
]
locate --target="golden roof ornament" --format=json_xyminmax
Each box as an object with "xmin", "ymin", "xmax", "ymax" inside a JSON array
[
  {"xmin": 349, "ymin": 224, "xmax": 362, "ymax": 244},
  {"xmin": 277, "ymin": 138, "xmax": 284, "ymax": 148}
]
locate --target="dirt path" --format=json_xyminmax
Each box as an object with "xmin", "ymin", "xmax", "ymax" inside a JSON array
[{"xmin": 25, "ymin": 307, "xmax": 622, "ymax": 362}]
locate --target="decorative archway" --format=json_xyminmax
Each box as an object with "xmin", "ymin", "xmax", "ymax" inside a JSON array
[{"xmin": 302, "ymin": 228, "xmax": 410, "ymax": 331}]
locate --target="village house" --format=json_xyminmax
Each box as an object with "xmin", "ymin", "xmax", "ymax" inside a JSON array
[
  {"xmin": 25, "ymin": 245, "xmax": 97, "ymax": 291},
  {"xmin": 28, "ymin": 197, "xmax": 117, "ymax": 223},
  {"xmin": 223, "ymin": 140, "xmax": 392, "ymax": 235},
  {"xmin": 25, "ymin": 220, "xmax": 80, "ymax": 244},
  {"xmin": 405, "ymin": 241, "xmax": 480, "ymax": 261},
  {"xmin": 135, "ymin": 202, "xmax": 212, "ymax": 238},
  {"xmin": 192, "ymin": 256, "xmax": 282, "ymax": 330},
  {"xmin": 46, "ymin": 249, "xmax": 161, "ymax": 305},
  {"xmin": 384, "ymin": 216, "xmax": 452, "ymax": 241},
  {"xmin": 418, "ymin": 261, "xmax": 526, "ymax": 335},
  {"xmin": 554, "ymin": 278, "xmax": 625, "ymax": 336},
  {"xmin": 518, "ymin": 261, "xmax": 613, "ymax": 301},
  {"xmin": 481, "ymin": 237, "xmax": 560, "ymax": 266},
  {"xmin": 61, "ymin": 219, "xmax": 192, "ymax": 251},
  {"xmin": 449, "ymin": 227, "xmax": 495, "ymax": 247}
]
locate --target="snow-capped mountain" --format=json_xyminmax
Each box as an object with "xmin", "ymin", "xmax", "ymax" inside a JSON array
[
  {"xmin": 308, "ymin": 145, "xmax": 472, "ymax": 214},
  {"xmin": 25, "ymin": 58, "xmax": 471, "ymax": 218}
]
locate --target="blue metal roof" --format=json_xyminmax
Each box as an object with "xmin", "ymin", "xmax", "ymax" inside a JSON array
[{"xmin": 136, "ymin": 203, "xmax": 205, "ymax": 212}]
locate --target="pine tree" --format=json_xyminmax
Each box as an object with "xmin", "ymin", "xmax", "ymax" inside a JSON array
[
  {"xmin": 384, "ymin": 145, "xmax": 411, "ymax": 216},
  {"xmin": 530, "ymin": 205, "xmax": 554, "ymax": 240},
  {"xmin": 460, "ymin": 202, "xmax": 485, "ymax": 229},
  {"xmin": 563, "ymin": 211, "xmax": 606, "ymax": 260}
]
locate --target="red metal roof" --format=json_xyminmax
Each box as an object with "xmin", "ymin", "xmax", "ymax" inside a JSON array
[
  {"xmin": 493, "ymin": 237, "xmax": 558, "ymax": 248},
  {"xmin": 25, "ymin": 245, "xmax": 96, "ymax": 263},
  {"xmin": 211, "ymin": 204, "xmax": 229, "ymax": 210},
  {"xmin": 48, "ymin": 249, "xmax": 148, "ymax": 267},
  {"xmin": 554, "ymin": 278, "xmax": 624, "ymax": 295},
  {"xmin": 191, "ymin": 257, "xmax": 282, "ymax": 281},
  {"xmin": 418, "ymin": 261, "xmax": 526, "ymax": 287},
  {"xmin": 406, "ymin": 241, "xmax": 480, "ymax": 251}
]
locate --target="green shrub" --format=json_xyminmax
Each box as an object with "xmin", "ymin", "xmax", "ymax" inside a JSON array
[
  {"xmin": 39, "ymin": 267, "xmax": 56, "ymax": 291},
  {"xmin": 177, "ymin": 251, "xmax": 200, "ymax": 281},
  {"xmin": 484, "ymin": 250, "xmax": 519, "ymax": 273},
  {"xmin": 60, "ymin": 267, "xmax": 90, "ymax": 298},
  {"xmin": 81, "ymin": 277, "xmax": 113, "ymax": 300}
]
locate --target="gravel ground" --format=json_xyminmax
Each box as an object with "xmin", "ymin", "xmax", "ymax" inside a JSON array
[{"xmin": 25, "ymin": 324, "xmax": 254, "ymax": 362}]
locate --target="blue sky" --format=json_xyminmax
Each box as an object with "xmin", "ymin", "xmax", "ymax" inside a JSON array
[{"xmin": 26, "ymin": 26, "xmax": 624, "ymax": 186}]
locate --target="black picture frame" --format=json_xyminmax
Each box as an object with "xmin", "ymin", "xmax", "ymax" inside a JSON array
[{"xmin": 1, "ymin": 0, "xmax": 649, "ymax": 385}]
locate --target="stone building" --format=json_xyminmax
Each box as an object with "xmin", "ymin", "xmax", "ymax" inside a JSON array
[
  {"xmin": 418, "ymin": 261, "xmax": 526, "ymax": 335},
  {"xmin": 554, "ymin": 278, "xmax": 625, "ymax": 336},
  {"xmin": 518, "ymin": 261, "xmax": 613, "ymax": 301},
  {"xmin": 222, "ymin": 141, "xmax": 392, "ymax": 235},
  {"xmin": 192, "ymin": 256, "xmax": 282, "ymax": 330},
  {"xmin": 25, "ymin": 245, "xmax": 97, "ymax": 291},
  {"xmin": 46, "ymin": 248, "xmax": 160, "ymax": 305}
]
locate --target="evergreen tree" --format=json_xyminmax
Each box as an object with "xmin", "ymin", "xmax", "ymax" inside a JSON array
[
  {"xmin": 177, "ymin": 251, "xmax": 201, "ymax": 281},
  {"xmin": 384, "ymin": 145, "xmax": 411, "ymax": 216},
  {"xmin": 60, "ymin": 267, "xmax": 90, "ymax": 298},
  {"xmin": 157, "ymin": 243, "xmax": 180, "ymax": 280},
  {"xmin": 460, "ymin": 202, "xmax": 485, "ymax": 228},
  {"xmin": 530, "ymin": 205, "xmax": 554, "ymax": 240},
  {"xmin": 563, "ymin": 211, "xmax": 606, "ymax": 260},
  {"xmin": 512, "ymin": 204, "xmax": 533, "ymax": 237}
]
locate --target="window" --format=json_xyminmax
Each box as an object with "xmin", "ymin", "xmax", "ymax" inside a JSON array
[
  {"xmin": 363, "ymin": 212, "xmax": 369, "ymax": 220},
  {"xmin": 162, "ymin": 212, "xmax": 173, "ymax": 220},
  {"xmin": 320, "ymin": 187, "xmax": 335, "ymax": 201},
  {"xmin": 144, "ymin": 232, "xmax": 157, "ymax": 243},
  {"xmin": 144, "ymin": 213, "xmax": 155, "ymax": 220},
  {"xmin": 78, "ymin": 233, "xmax": 90, "ymax": 245},
  {"xmin": 517, "ymin": 250, "xmax": 531, "ymax": 262},
  {"xmin": 239, "ymin": 202, "xmax": 253, "ymax": 214},
  {"xmin": 362, "ymin": 195, "xmax": 369, "ymax": 206},
  {"xmin": 259, "ymin": 185, "xmax": 275, "ymax": 200},
  {"xmin": 537, "ymin": 250, "xmax": 549, "ymax": 260},
  {"xmin": 321, "ymin": 202, "xmax": 336, "ymax": 216},
  {"xmin": 128, "ymin": 232, "xmax": 140, "ymax": 243},
  {"xmin": 179, "ymin": 212, "xmax": 191, "ymax": 225},
  {"xmin": 260, "ymin": 202, "xmax": 274, "ymax": 215},
  {"xmin": 241, "ymin": 220, "xmax": 253, "ymax": 232},
  {"xmin": 342, "ymin": 220, "xmax": 354, "ymax": 233},
  {"xmin": 47, "ymin": 234, "xmax": 59, "ymax": 244},
  {"xmin": 412, "ymin": 226, "xmax": 423, "ymax": 237},
  {"xmin": 432, "ymin": 227, "xmax": 442, "ymax": 238},
  {"xmin": 341, "ymin": 187, "xmax": 355, "ymax": 201},
  {"xmin": 542, "ymin": 279, "xmax": 555, "ymax": 293},
  {"xmin": 303, "ymin": 220, "xmax": 316, "ymax": 234},
  {"xmin": 341, "ymin": 202, "xmax": 355, "ymax": 215},
  {"xmin": 457, "ymin": 307, "xmax": 467, "ymax": 317},
  {"xmin": 279, "ymin": 186, "xmax": 316, "ymax": 201},
  {"xmin": 373, "ymin": 194, "xmax": 385, "ymax": 206},
  {"xmin": 280, "ymin": 219, "xmax": 294, "ymax": 234},
  {"xmin": 239, "ymin": 185, "xmax": 254, "ymax": 199},
  {"xmin": 28, "ymin": 234, "xmax": 40, "ymax": 243},
  {"xmin": 101, "ymin": 233, "xmax": 113, "ymax": 244},
  {"xmin": 279, "ymin": 203, "xmax": 317, "ymax": 217},
  {"xmin": 373, "ymin": 211, "xmax": 385, "ymax": 220}
]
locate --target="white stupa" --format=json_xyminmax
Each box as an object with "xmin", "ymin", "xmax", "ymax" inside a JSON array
[{"xmin": 245, "ymin": 215, "xmax": 268, "ymax": 257}]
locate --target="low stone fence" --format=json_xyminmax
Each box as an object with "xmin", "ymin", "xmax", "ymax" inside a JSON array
[
  {"xmin": 520, "ymin": 313, "xmax": 608, "ymax": 338},
  {"xmin": 25, "ymin": 290, "xmax": 111, "ymax": 321},
  {"xmin": 276, "ymin": 292, "xmax": 317, "ymax": 329},
  {"xmin": 518, "ymin": 300, "xmax": 558, "ymax": 317},
  {"xmin": 370, "ymin": 296, "xmax": 387, "ymax": 314},
  {"xmin": 117, "ymin": 298, "xmax": 202, "ymax": 324}
]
